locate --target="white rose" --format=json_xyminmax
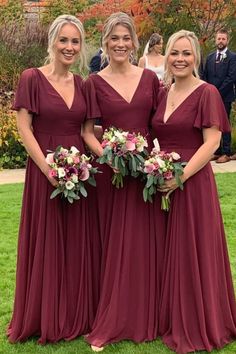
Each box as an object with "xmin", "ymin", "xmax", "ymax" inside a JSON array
[
  {"xmin": 70, "ymin": 146, "xmax": 79, "ymax": 154},
  {"xmin": 136, "ymin": 145, "xmax": 144, "ymax": 152},
  {"xmin": 153, "ymin": 138, "xmax": 160, "ymax": 152},
  {"xmin": 67, "ymin": 156, "xmax": 73, "ymax": 164},
  {"xmin": 156, "ymin": 157, "xmax": 165, "ymax": 168},
  {"xmin": 71, "ymin": 174, "xmax": 78, "ymax": 183},
  {"xmin": 171, "ymin": 152, "xmax": 180, "ymax": 160},
  {"xmin": 60, "ymin": 148, "xmax": 68, "ymax": 154},
  {"xmin": 58, "ymin": 167, "xmax": 66, "ymax": 178},
  {"xmin": 65, "ymin": 181, "xmax": 75, "ymax": 190}
]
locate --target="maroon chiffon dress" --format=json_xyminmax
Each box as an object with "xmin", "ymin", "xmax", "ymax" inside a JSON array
[
  {"xmin": 83, "ymin": 69, "xmax": 167, "ymax": 347},
  {"xmin": 7, "ymin": 68, "xmax": 100, "ymax": 344},
  {"xmin": 152, "ymin": 83, "xmax": 236, "ymax": 353}
]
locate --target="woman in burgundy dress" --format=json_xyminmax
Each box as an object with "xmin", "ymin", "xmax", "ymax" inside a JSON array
[
  {"xmin": 152, "ymin": 30, "xmax": 236, "ymax": 353},
  {"xmin": 82, "ymin": 12, "xmax": 166, "ymax": 352},
  {"xmin": 7, "ymin": 15, "xmax": 100, "ymax": 344}
]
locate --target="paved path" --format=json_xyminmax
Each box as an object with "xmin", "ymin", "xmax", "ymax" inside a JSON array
[{"xmin": 0, "ymin": 161, "xmax": 236, "ymax": 185}]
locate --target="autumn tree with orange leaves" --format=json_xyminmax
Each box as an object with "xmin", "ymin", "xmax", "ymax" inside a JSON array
[{"xmin": 79, "ymin": 0, "xmax": 236, "ymax": 54}]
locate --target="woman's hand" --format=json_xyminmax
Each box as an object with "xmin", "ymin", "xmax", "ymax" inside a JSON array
[
  {"xmin": 106, "ymin": 160, "xmax": 119, "ymax": 173},
  {"xmin": 157, "ymin": 178, "xmax": 179, "ymax": 194},
  {"xmin": 41, "ymin": 166, "xmax": 59, "ymax": 187},
  {"xmin": 46, "ymin": 174, "xmax": 59, "ymax": 188}
]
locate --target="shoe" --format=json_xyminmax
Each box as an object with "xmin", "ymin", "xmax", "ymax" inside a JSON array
[
  {"xmin": 91, "ymin": 345, "xmax": 104, "ymax": 352},
  {"xmin": 210, "ymin": 154, "xmax": 221, "ymax": 161},
  {"xmin": 215, "ymin": 155, "xmax": 231, "ymax": 163},
  {"xmin": 230, "ymin": 153, "xmax": 236, "ymax": 160}
]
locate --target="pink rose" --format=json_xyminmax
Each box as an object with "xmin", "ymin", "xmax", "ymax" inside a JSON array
[
  {"xmin": 163, "ymin": 171, "xmax": 173, "ymax": 180},
  {"xmin": 125, "ymin": 140, "xmax": 136, "ymax": 151},
  {"xmin": 144, "ymin": 164, "xmax": 155, "ymax": 174},
  {"xmin": 45, "ymin": 153, "xmax": 54, "ymax": 164},
  {"xmin": 48, "ymin": 169, "xmax": 57, "ymax": 178},
  {"xmin": 101, "ymin": 140, "xmax": 108, "ymax": 148},
  {"xmin": 73, "ymin": 156, "xmax": 81, "ymax": 164},
  {"xmin": 79, "ymin": 167, "xmax": 89, "ymax": 181}
]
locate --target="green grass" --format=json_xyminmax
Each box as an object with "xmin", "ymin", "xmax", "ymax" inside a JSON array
[{"xmin": 0, "ymin": 175, "xmax": 235, "ymax": 354}]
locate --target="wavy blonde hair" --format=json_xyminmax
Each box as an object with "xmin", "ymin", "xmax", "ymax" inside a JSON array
[
  {"xmin": 164, "ymin": 30, "xmax": 200, "ymax": 87},
  {"xmin": 45, "ymin": 14, "xmax": 87, "ymax": 70},
  {"xmin": 101, "ymin": 12, "xmax": 139, "ymax": 66}
]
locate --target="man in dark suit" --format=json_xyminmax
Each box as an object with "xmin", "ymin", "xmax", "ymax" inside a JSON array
[
  {"xmin": 203, "ymin": 29, "xmax": 236, "ymax": 163},
  {"xmin": 89, "ymin": 48, "xmax": 108, "ymax": 74}
]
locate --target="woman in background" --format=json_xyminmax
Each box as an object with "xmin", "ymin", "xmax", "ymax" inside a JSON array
[{"xmin": 138, "ymin": 33, "xmax": 165, "ymax": 80}]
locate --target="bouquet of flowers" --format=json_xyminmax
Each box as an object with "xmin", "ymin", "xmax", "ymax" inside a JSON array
[
  {"xmin": 46, "ymin": 145, "xmax": 98, "ymax": 203},
  {"xmin": 142, "ymin": 139, "xmax": 185, "ymax": 211},
  {"xmin": 97, "ymin": 127, "xmax": 148, "ymax": 188}
]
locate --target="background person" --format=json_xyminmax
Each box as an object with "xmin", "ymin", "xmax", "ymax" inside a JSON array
[
  {"xmin": 203, "ymin": 29, "xmax": 236, "ymax": 163},
  {"xmin": 89, "ymin": 37, "xmax": 108, "ymax": 74},
  {"xmin": 138, "ymin": 33, "xmax": 165, "ymax": 81}
]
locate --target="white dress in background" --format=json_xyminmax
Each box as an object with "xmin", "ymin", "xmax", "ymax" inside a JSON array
[{"xmin": 144, "ymin": 55, "xmax": 164, "ymax": 80}]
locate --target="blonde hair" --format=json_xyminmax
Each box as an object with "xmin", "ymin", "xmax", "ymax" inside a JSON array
[
  {"xmin": 101, "ymin": 12, "xmax": 139, "ymax": 65},
  {"xmin": 45, "ymin": 14, "xmax": 86, "ymax": 70},
  {"xmin": 164, "ymin": 30, "xmax": 200, "ymax": 87}
]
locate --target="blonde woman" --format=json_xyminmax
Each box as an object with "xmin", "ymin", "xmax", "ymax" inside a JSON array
[
  {"xmin": 7, "ymin": 15, "xmax": 100, "ymax": 343},
  {"xmin": 82, "ymin": 12, "xmax": 166, "ymax": 352},
  {"xmin": 152, "ymin": 30, "xmax": 236, "ymax": 353}
]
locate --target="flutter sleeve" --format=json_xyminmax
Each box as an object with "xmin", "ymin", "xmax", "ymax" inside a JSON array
[
  {"xmin": 12, "ymin": 68, "xmax": 39, "ymax": 114},
  {"xmin": 82, "ymin": 75, "xmax": 102, "ymax": 120},
  {"xmin": 194, "ymin": 83, "xmax": 231, "ymax": 132}
]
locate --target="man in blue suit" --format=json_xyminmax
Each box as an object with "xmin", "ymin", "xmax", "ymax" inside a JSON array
[
  {"xmin": 204, "ymin": 29, "xmax": 236, "ymax": 163},
  {"xmin": 89, "ymin": 48, "xmax": 107, "ymax": 73}
]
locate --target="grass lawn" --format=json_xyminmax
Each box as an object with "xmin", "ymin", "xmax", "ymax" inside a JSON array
[{"xmin": 0, "ymin": 174, "xmax": 235, "ymax": 354}]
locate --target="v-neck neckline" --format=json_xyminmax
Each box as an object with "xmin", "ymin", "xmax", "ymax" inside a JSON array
[
  {"xmin": 96, "ymin": 69, "xmax": 145, "ymax": 104},
  {"xmin": 163, "ymin": 83, "xmax": 206, "ymax": 124},
  {"xmin": 36, "ymin": 68, "xmax": 76, "ymax": 110}
]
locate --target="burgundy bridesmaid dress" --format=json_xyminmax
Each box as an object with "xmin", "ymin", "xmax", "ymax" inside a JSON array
[
  {"xmin": 152, "ymin": 83, "xmax": 236, "ymax": 353},
  {"xmin": 83, "ymin": 69, "xmax": 167, "ymax": 347},
  {"xmin": 7, "ymin": 68, "xmax": 100, "ymax": 343}
]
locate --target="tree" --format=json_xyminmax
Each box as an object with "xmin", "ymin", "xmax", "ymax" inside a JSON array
[{"xmin": 79, "ymin": 0, "xmax": 236, "ymax": 53}]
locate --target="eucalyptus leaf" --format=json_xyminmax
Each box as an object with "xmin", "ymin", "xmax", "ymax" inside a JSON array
[
  {"xmin": 80, "ymin": 184, "xmax": 87, "ymax": 197},
  {"xmin": 68, "ymin": 196, "xmax": 74, "ymax": 204},
  {"xmin": 50, "ymin": 188, "xmax": 62, "ymax": 199},
  {"xmin": 146, "ymin": 175, "xmax": 154, "ymax": 188},
  {"xmin": 143, "ymin": 187, "xmax": 148, "ymax": 202}
]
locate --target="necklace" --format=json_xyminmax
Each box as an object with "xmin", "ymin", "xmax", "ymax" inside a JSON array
[{"xmin": 168, "ymin": 80, "xmax": 201, "ymax": 111}]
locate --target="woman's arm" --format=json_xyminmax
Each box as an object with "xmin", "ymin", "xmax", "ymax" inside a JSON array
[
  {"xmin": 94, "ymin": 125, "xmax": 103, "ymax": 141},
  {"xmin": 138, "ymin": 56, "xmax": 145, "ymax": 68},
  {"xmin": 16, "ymin": 108, "xmax": 58, "ymax": 186},
  {"xmin": 160, "ymin": 126, "xmax": 221, "ymax": 193},
  {"xmin": 182, "ymin": 126, "xmax": 221, "ymax": 181},
  {"xmin": 81, "ymin": 119, "xmax": 104, "ymax": 157}
]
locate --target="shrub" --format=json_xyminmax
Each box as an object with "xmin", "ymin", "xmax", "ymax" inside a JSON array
[
  {"xmin": 0, "ymin": 100, "xmax": 27, "ymax": 169},
  {"xmin": 0, "ymin": 1, "xmax": 47, "ymax": 92}
]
